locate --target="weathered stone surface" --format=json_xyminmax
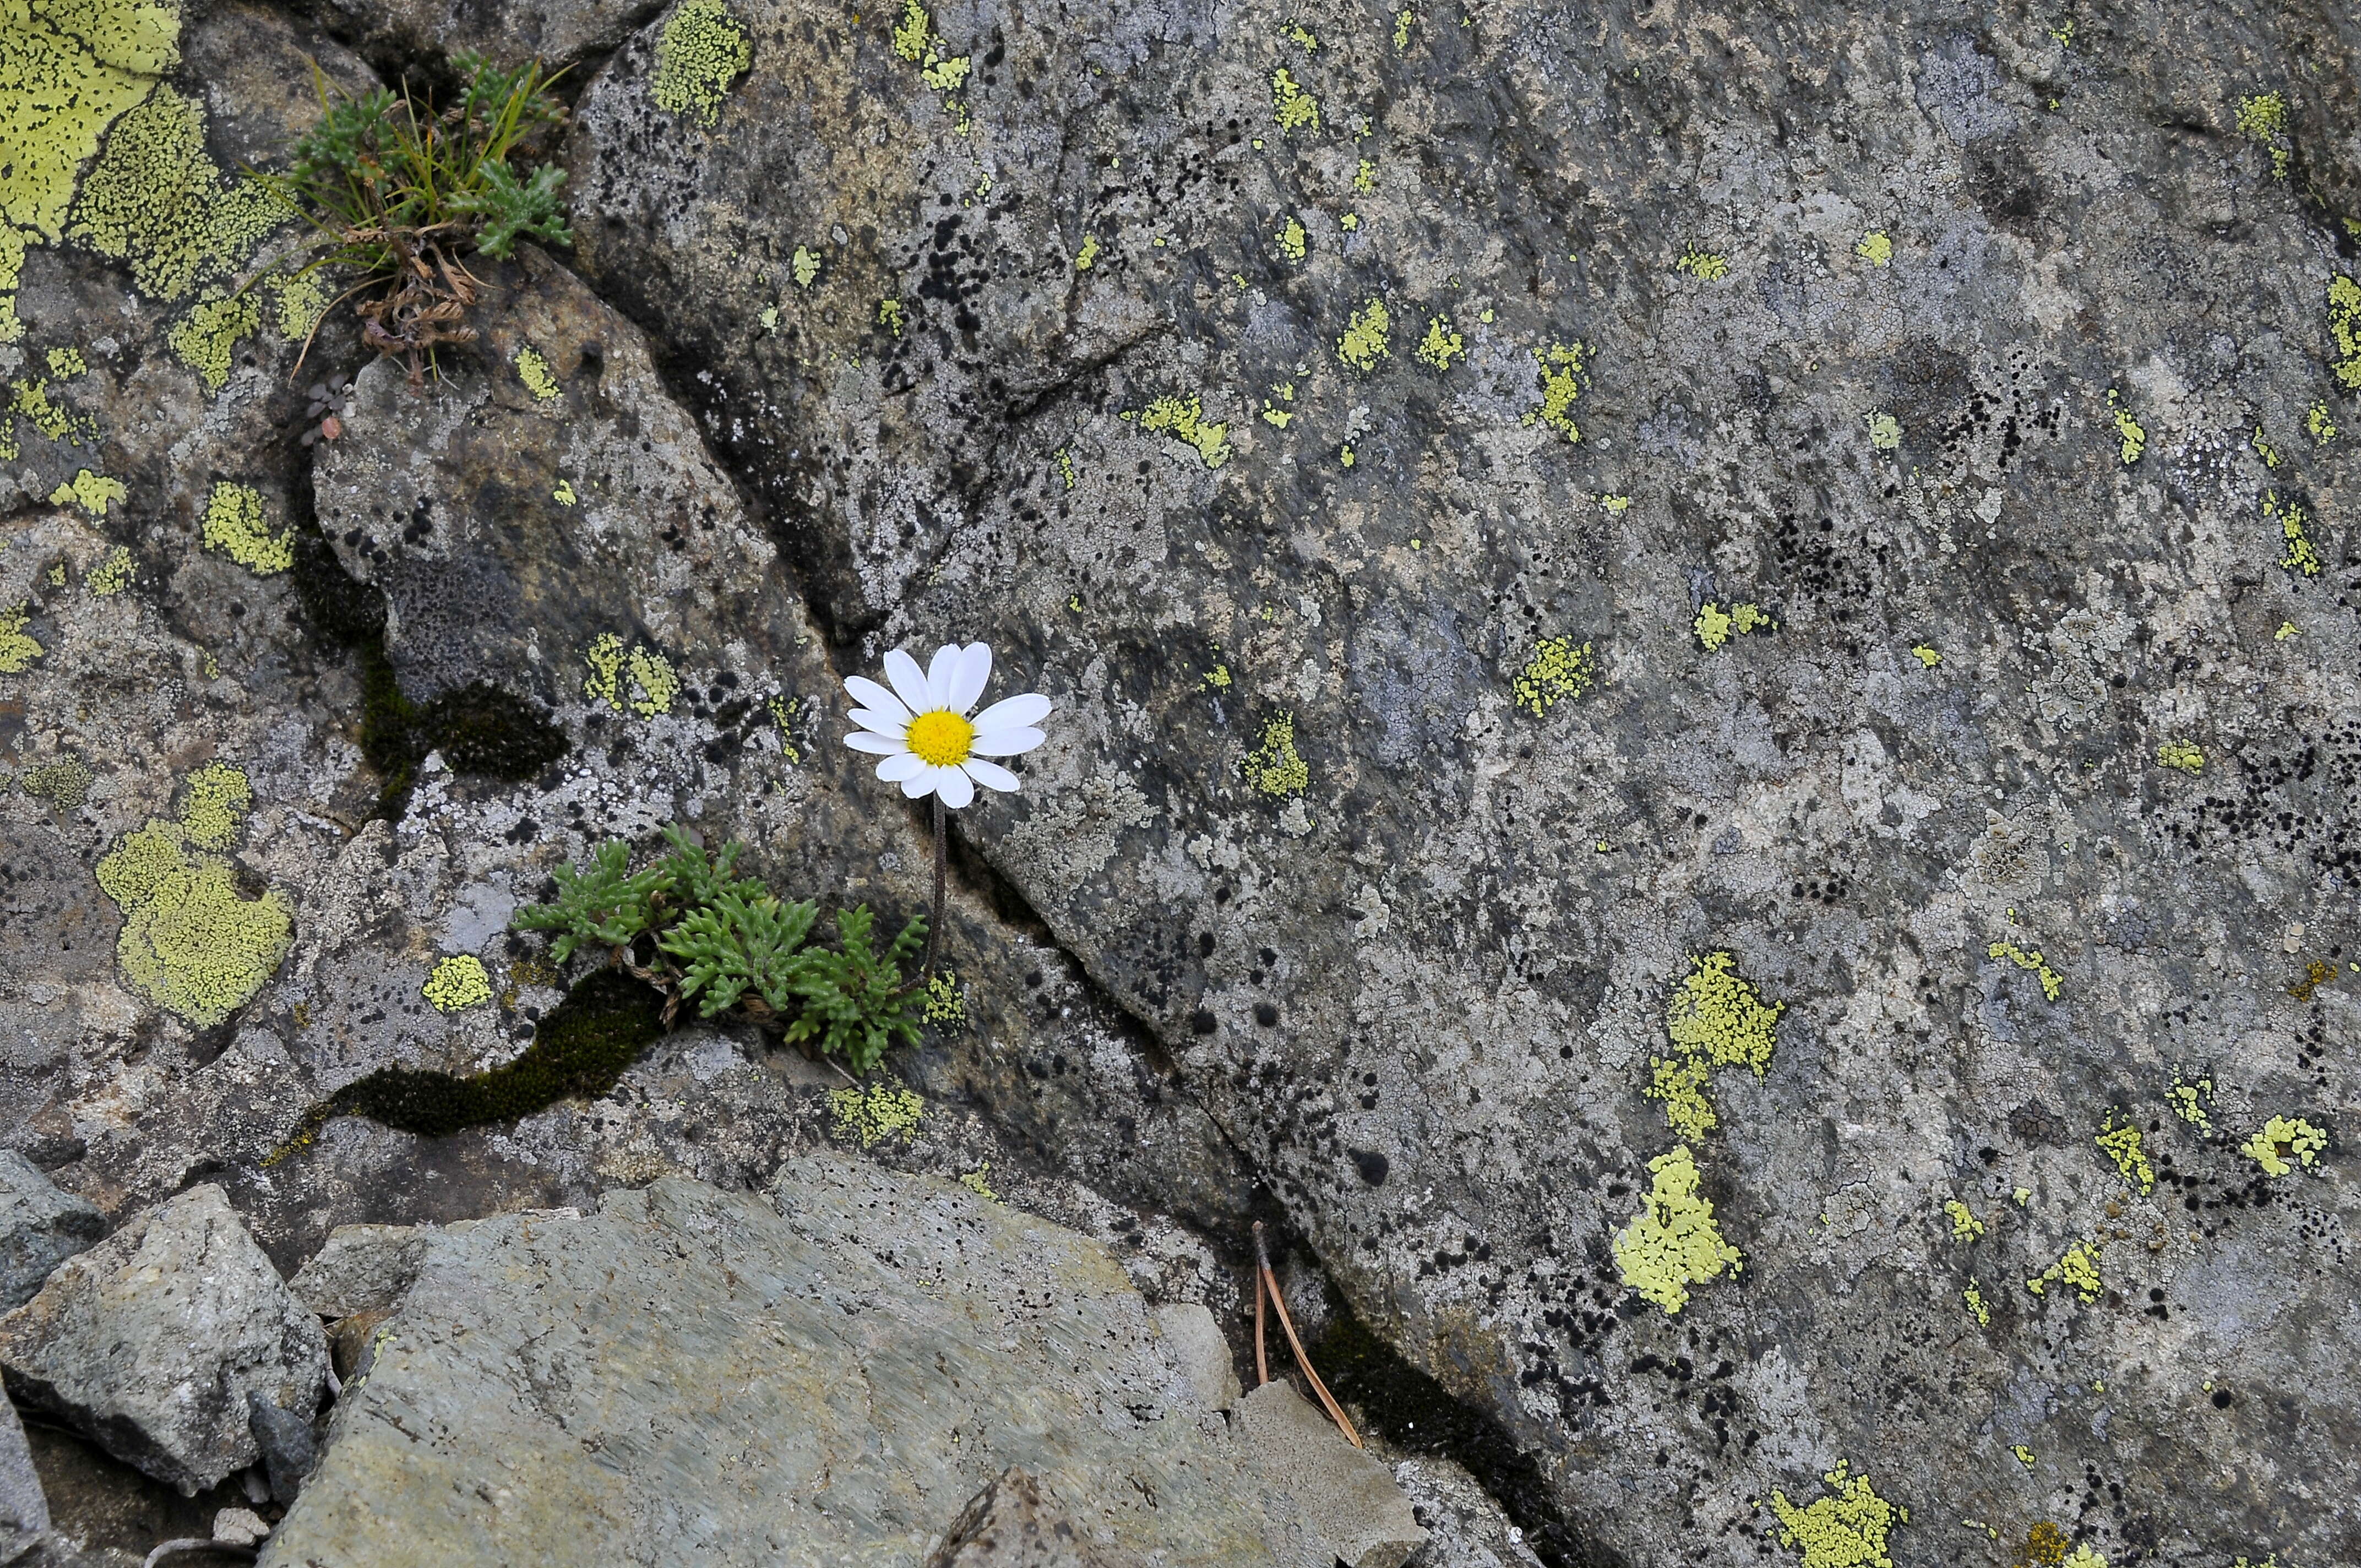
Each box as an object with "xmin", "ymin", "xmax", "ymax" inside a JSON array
[
  {"xmin": 261, "ymin": 1159, "xmax": 1396, "ymax": 1567},
  {"xmin": 0, "ymin": 1396, "xmax": 47, "ymax": 1566},
  {"xmin": 0, "ymin": 1155, "xmax": 105, "ymax": 1314},
  {"xmin": 924, "ymin": 1468, "xmax": 1138, "ymax": 1568},
  {"xmin": 0, "ymin": 1187, "xmax": 328, "ymax": 1496},
  {"xmin": 1236, "ymin": 1382, "xmax": 1426, "ymax": 1568}
]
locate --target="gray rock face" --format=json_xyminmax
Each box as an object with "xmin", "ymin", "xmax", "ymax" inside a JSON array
[
  {"xmin": 262, "ymin": 1159, "xmax": 1391, "ymax": 1567},
  {"xmin": 0, "ymin": 1396, "xmax": 47, "ymax": 1566},
  {"xmin": 0, "ymin": 1187, "xmax": 328, "ymax": 1496},
  {"xmin": 0, "ymin": 1155, "xmax": 105, "ymax": 1314},
  {"xmin": 924, "ymin": 1469, "xmax": 1138, "ymax": 1568},
  {"xmin": 1236, "ymin": 1382, "xmax": 1426, "ymax": 1568}
]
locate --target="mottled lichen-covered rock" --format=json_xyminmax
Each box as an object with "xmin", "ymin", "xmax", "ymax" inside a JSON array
[
  {"xmin": 0, "ymin": 1152, "xmax": 106, "ymax": 1314},
  {"xmin": 569, "ymin": 0, "xmax": 2361, "ymax": 1561}
]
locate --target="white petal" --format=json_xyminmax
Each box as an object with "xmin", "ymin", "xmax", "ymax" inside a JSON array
[
  {"xmin": 848, "ymin": 707, "xmax": 909, "ymax": 737},
  {"xmin": 970, "ymin": 692, "xmax": 1051, "ymax": 732},
  {"xmin": 935, "ymin": 765, "xmax": 976, "ymax": 809},
  {"xmin": 969, "ymin": 726, "xmax": 1045, "ymax": 756},
  {"xmin": 882, "ymin": 649, "xmax": 933, "ymax": 715},
  {"xmin": 926, "ymin": 644, "xmax": 962, "ymax": 710},
  {"xmin": 876, "ymin": 752, "xmax": 929, "ymax": 782},
  {"xmin": 845, "ymin": 732, "xmax": 906, "ymax": 755},
  {"xmin": 962, "ymin": 758, "xmax": 1021, "ymax": 792},
  {"xmin": 948, "ymin": 642, "xmax": 993, "ymax": 714},
  {"xmin": 844, "ymin": 676, "xmax": 910, "ymax": 722},
  {"xmin": 900, "ymin": 766, "xmax": 942, "ymax": 799}
]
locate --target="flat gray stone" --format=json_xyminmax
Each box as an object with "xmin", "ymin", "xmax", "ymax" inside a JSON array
[
  {"xmin": 0, "ymin": 1186, "xmax": 328, "ymax": 1496},
  {"xmin": 924, "ymin": 1468, "xmax": 1137, "ymax": 1568},
  {"xmin": 262, "ymin": 1161, "xmax": 1412, "ymax": 1567},
  {"xmin": 1235, "ymin": 1382, "xmax": 1427, "ymax": 1568},
  {"xmin": 0, "ymin": 1395, "xmax": 46, "ymax": 1565},
  {"xmin": 0, "ymin": 1153, "xmax": 105, "ymax": 1314}
]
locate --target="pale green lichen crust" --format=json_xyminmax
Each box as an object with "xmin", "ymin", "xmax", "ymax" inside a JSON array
[
  {"xmin": 1944, "ymin": 1199, "xmax": 1984, "ymax": 1239},
  {"xmin": 2156, "ymin": 739, "xmax": 2204, "ymax": 775},
  {"xmin": 922, "ymin": 968, "xmax": 964, "ymax": 1023},
  {"xmin": 651, "ymin": 0, "xmax": 752, "ymax": 126},
  {"xmin": 1415, "ymin": 314, "xmax": 1464, "ymax": 371},
  {"xmin": 0, "ymin": 602, "xmax": 45, "ymax": 673},
  {"xmin": 1867, "ymin": 412, "xmax": 1903, "ymax": 451},
  {"xmin": 1138, "ymin": 394, "xmax": 1231, "ymax": 469},
  {"xmin": 1986, "ymin": 939, "xmax": 2063, "ymax": 1000},
  {"xmin": 1512, "ymin": 636, "xmax": 1593, "ymax": 717},
  {"xmin": 829, "ymin": 1080, "xmax": 923, "ymax": 1148},
  {"xmin": 1337, "ymin": 298, "xmax": 1389, "ymax": 371},
  {"xmin": 67, "ymin": 83, "xmax": 280, "ymax": 304},
  {"xmin": 86, "ymin": 545, "xmax": 133, "ymax": 594},
  {"xmin": 1695, "ymin": 601, "xmax": 1774, "ymax": 651},
  {"xmin": 2105, "ymin": 388, "xmax": 2145, "ymax": 464},
  {"xmin": 1530, "ymin": 341, "xmax": 1587, "ymax": 442},
  {"xmin": 1854, "ymin": 230, "xmax": 1892, "ymax": 265},
  {"xmin": 94, "ymin": 765, "xmax": 291, "ymax": 1028},
  {"xmin": 200, "ymin": 482, "xmax": 292, "ymax": 574},
  {"xmin": 515, "ymin": 346, "xmax": 560, "ymax": 401},
  {"xmin": 1766, "ymin": 1462, "xmax": 1907, "ymax": 1568},
  {"xmin": 2027, "ymin": 1239, "xmax": 2102, "ymax": 1302},
  {"xmin": 2239, "ymin": 1114, "xmax": 2326, "ymax": 1177},
  {"xmin": 1645, "ymin": 951, "xmax": 1783, "ymax": 1141},
  {"xmin": 1242, "ymin": 711, "xmax": 1308, "ymax": 797},
  {"xmin": 422, "ymin": 954, "xmax": 493, "ymax": 1012},
  {"xmin": 48, "ymin": 469, "xmax": 124, "ymax": 515},
  {"xmin": 583, "ymin": 633, "xmax": 681, "ymax": 717},
  {"xmin": 1675, "ymin": 244, "xmax": 1728, "ymax": 281},
  {"xmin": 1612, "ymin": 1144, "xmax": 1741, "ymax": 1314},
  {"xmin": 2094, "ymin": 1114, "xmax": 2155, "ymax": 1194},
  {"xmin": 1271, "ymin": 67, "xmax": 1319, "ymax": 132},
  {"xmin": 168, "ymin": 292, "xmax": 259, "ymax": 391},
  {"xmin": 2264, "ymin": 491, "xmax": 2320, "ymax": 576}
]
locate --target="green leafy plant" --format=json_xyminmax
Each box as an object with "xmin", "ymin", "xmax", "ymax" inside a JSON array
[
  {"xmin": 513, "ymin": 825, "xmax": 928, "ymax": 1071},
  {"xmin": 258, "ymin": 51, "xmax": 573, "ymax": 381}
]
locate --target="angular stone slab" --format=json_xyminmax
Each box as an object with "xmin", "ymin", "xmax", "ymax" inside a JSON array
[
  {"xmin": 0, "ymin": 1186, "xmax": 328, "ymax": 1495},
  {"xmin": 0, "ymin": 1395, "xmax": 46, "ymax": 1565},
  {"xmin": 0, "ymin": 1154, "xmax": 105, "ymax": 1314}
]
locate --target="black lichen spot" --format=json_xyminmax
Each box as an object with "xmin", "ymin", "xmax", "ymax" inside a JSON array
[
  {"xmin": 1254, "ymin": 1001, "xmax": 1281, "ymax": 1026},
  {"xmin": 1190, "ymin": 1008, "xmax": 1218, "ymax": 1034},
  {"xmin": 1350, "ymin": 1148, "xmax": 1390, "ymax": 1186},
  {"xmin": 326, "ymin": 968, "xmax": 663, "ymax": 1137}
]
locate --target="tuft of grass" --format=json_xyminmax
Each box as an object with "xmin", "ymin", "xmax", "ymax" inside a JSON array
[{"xmin": 257, "ymin": 52, "xmax": 573, "ymax": 382}]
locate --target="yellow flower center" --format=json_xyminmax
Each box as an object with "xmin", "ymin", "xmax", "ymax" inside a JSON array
[{"xmin": 905, "ymin": 710, "xmax": 975, "ymax": 767}]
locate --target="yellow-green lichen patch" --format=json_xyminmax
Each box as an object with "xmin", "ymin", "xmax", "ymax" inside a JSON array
[
  {"xmin": 583, "ymin": 633, "xmax": 681, "ymax": 717},
  {"xmin": 0, "ymin": 0, "xmax": 185, "ymax": 340},
  {"xmin": 2251, "ymin": 427, "xmax": 2282, "ymax": 469},
  {"xmin": 1987, "ymin": 940, "xmax": 2063, "ymax": 1001},
  {"xmin": 2027, "ymin": 1238, "xmax": 2102, "ymax": 1302},
  {"xmin": 2305, "ymin": 396, "xmax": 2338, "ymax": 444},
  {"xmin": 651, "ymin": 0, "xmax": 752, "ymax": 126},
  {"xmin": 2012, "ymin": 1444, "xmax": 2037, "ymax": 1468},
  {"xmin": 1963, "ymin": 1280, "xmax": 1990, "ymax": 1325},
  {"xmin": 86, "ymin": 545, "xmax": 133, "ymax": 594},
  {"xmin": 47, "ymin": 469, "xmax": 123, "ymax": 516},
  {"xmin": 514, "ymin": 346, "xmax": 560, "ymax": 401},
  {"xmin": 1276, "ymin": 216, "xmax": 1306, "ymax": 263},
  {"xmin": 1530, "ymin": 341, "xmax": 1588, "ymax": 443},
  {"xmin": 1053, "ymin": 447, "xmax": 1077, "ymax": 489},
  {"xmin": 2156, "ymin": 739, "xmax": 2203, "ymax": 775},
  {"xmin": 46, "ymin": 346, "xmax": 85, "ymax": 377},
  {"xmin": 0, "ymin": 602, "xmax": 45, "ymax": 673},
  {"xmin": 1201, "ymin": 663, "xmax": 1230, "ymax": 691},
  {"xmin": 10, "ymin": 377, "xmax": 84, "ymax": 442},
  {"xmin": 877, "ymin": 297, "xmax": 906, "ymax": 335},
  {"xmin": 1612, "ymin": 1144, "xmax": 1741, "ymax": 1314},
  {"xmin": 1854, "ymin": 230, "xmax": 1892, "ymax": 266},
  {"xmin": 1646, "ymin": 951, "xmax": 1783, "ymax": 1140},
  {"xmin": 1512, "ymin": 636, "xmax": 1593, "ymax": 717},
  {"xmin": 2060, "ymin": 1549, "xmax": 2108, "ymax": 1568},
  {"xmin": 958, "ymin": 1163, "xmax": 997, "ymax": 1200},
  {"xmin": 200, "ymin": 482, "xmax": 292, "ymax": 574},
  {"xmin": 67, "ymin": 84, "xmax": 281, "ymax": 304},
  {"xmin": 791, "ymin": 244, "xmax": 821, "ymax": 287},
  {"xmin": 1337, "ymin": 297, "xmax": 1390, "ymax": 371},
  {"xmin": 168, "ymin": 292, "xmax": 260, "ymax": 392},
  {"xmin": 2235, "ymin": 90, "xmax": 2288, "ymax": 141},
  {"xmin": 2094, "ymin": 1114, "xmax": 2154, "ymax": 1195},
  {"xmin": 1945, "ymin": 1199, "xmax": 1984, "ymax": 1240},
  {"xmin": 1138, "ymin": 394, "xmax": 1231, "ymax": 469},
  {"xmin": 1415, "ymin": 314, "xmax": 1464, "ymax": 371},
  {"xmin": 1910, "ymin": 645, "xmax": 1941, "ymax": 668},
  {"xmin": 2168, "ymin": 1075, "xmax": 2213, "ymax": 1134},
  {"xmin": 890, "ymin": 0, "xmax": 929, "ymax": 58},
  {"xmin": 178, "ymin": 760, "xmax": 250, "ymax": 850},
  {"xmin": 1073, "ymin": 233, "xmax": 1101, "ymax": 270},
  {"xmin": 1281, "ymin": 21, "xmax": 1317, "ymax": 50},
  {"xmin": 2239, "ymin": 1114, "xmax": 2326, "ymax": 1177},
  {"xmin": 922, "ymin": 968, "xmax": 964, "ymax": 1024},
  {"xmin": 1242, "ymin": 711, "xmax": 1308, "ymax": 798},
  {"xmin": 2264, "ymin": 491, "xmax": 2320, "ymax": 576},
  {"xmin": 266, "ymin": 268, "xmax": 332, "ymax": 341},
  {"xmin": 552, "ymin": 478, "xmax": 577, "ymax": 505},
  {"xmin": 1271, "ymin": 67, "xmax": 1320, "ymax": 132},
  {"xmin": 1392, "ymin": 6, "xmax": 1413, "ymax": 48},
  {"xmin": 95, "ymin": 772, "xmax": 291, "ymax": 1029},
  {"xmin": 1675, "ymin": 244, "xmax": 1728, "ymax": 281},
  {"xmin": 1694, "ymin": 601, "xmax": 1775, "ymax": 651},
  {"xmin": 18, "ymin": 755, "xmax": 93, "ymax": 808},
  {"xmin": 829, "ymin": 1080, "xmax": 923, "ymax": 1148},
  {"xmin": 2105, "ymin": 389, "xmax": 2145, "ymax": 464},
  {"xmin": 1353, "ymin": 156, "xmax": 1375, "ymax": 193},
  {"xmin": 422, "ymin": 954, "xmax": 493, "ymax": 1012},
  {"xmin": 1867, "ymin": 412, "xmax": 1903, "ymax": 451},
  {"xmin": 918, "ymin": 52, "xmax": 967, "ymax": 91},
  {"xmin": 1766, "ymin": 1462, "xmax": 1906, "ymax": 1568}
]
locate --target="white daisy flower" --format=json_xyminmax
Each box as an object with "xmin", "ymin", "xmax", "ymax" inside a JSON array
[{"xmin": 841, "ymin": 642, "xmax": 1051, "ymax": 809}]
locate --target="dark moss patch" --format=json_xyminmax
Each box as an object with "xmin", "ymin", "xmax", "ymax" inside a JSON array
[
  {"xmin": 1312, "ymin": 1293, "xmax": 1620, "ymax": 1568},
  {"xmin": 289, "ymin": 526, "xmax": 565, "ymax": 815},
  {"xmin": 327, "ymin": 968, "xmax": 664, "ymax": 1138}
]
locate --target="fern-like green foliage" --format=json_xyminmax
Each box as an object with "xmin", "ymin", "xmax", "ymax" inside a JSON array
[{"xmin": 514, "ymin": 826, "xmax": 927, "ymax": 1070}]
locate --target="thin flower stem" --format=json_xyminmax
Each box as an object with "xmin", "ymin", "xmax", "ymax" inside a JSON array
[
  {"xmin": 924, "ymin": 794, "xmax": 946, "ymax": 979},
  {"xmin": 1252, "ymin": 1221, "xmax": 1363, "ymax": 1448},
  {"xmin": 1253, "ymin": 1264, "xmax": 1270, "ymax": 1386}
]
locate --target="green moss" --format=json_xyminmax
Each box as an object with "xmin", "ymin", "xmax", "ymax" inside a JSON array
[
  {"xmin": 1271, "ymin": 67, "xmax": 1320, "ymax": 132},
  {"xmin": 1675, "ymin": 244, "xmax": 1728, "ymax": 281},
  {"xmin": 2026, "ymin": 1239, "xmax": 2102, "ymax": 1302},
  {"xmin": 1337, "ymin": 297, "xmax": 1389, "ymax": 371},
  {"xmin": 0, "ymin": 602, "xmax": 45, "ymax": 673},
  {"xmin": 651, "ymin": 0, "xmax": 752, "ymax": 126},
  {"xmin": 514, "ymin": 345, "xmax": 559, "ymax": 401},
  {"xmin": 1987, "ymin": 939, "xmax": 2063, "ymax": 1000},
  {"xmin": 168, "ymin": 292, "xmax": 260, "ymax": 392},
  {"xmin": 1242, "ymin": 710, "xmax": 1308, "ymax": 797},
  {"xmin": 0, "ymin": 0, "xmax": 183, "ymax": 340},
  {"xmin": 1766, "ymin": 1462, "xmax": 1907, "ymax": 1568},
  {"xmin": 1415, "ymin": 314, "xmax": 1465, "ymax": 371},
  {"xmin": 329, "ymin": 968, "xmax": 665, "ymax": 1137},
  {"xmin": 67, "ymin": 84, "xmax": 280, "ymax": 303},
  {"xmin": 200, "ymin": 481, "xmax": 291, "ymax": 573},
  {"xmin": 1854, "ymin": 231, "xmax": 1892, "ymax": 266},
  {"xmin": 1530, "ymin": 341, "xmax": 1586, "ymax": 442},
  {"xmin": 47, "ymin": 468, "xmax": 123, "ymax": 515},
  {"xmin": 1612, "ymin": 1144, "xmax": 1741, "ymax": 1314},
  {"xmin": 1138, "ymin": 393, "xmax": 1231, "ymax": 469},
  {"xmin": 2264, "ymin": 491, "xmax": 2320, "ymax": 576},
  {"xmin": 2156, "ymin": 739, "xmax": 2203, "ymax": 775},
  {"xmin": 2239, "ymin": 1114, "xmax": 2326, "ymax": 1177},
  {"xmin": 1646, "ymin": 950, "xmax": 1783, "ymax": 1140},
  {"xmin": 422, "ymin": 954, "xmax": 492, "ymax": 1012},
  {"xmin": 2094, "ymin": 1114, "xmax": 2154, "ymax": 1195},
  {"xmin": 1511, "ymin": 636, "xmax": 1593, "ymax": 717},
  {"xmin": 96, "ymin": 771, "xmax": 290, "ymax": 1028},
  {"xmin": 829, "ymin": 1079, "xmax": 923, "ymax": 1148}
]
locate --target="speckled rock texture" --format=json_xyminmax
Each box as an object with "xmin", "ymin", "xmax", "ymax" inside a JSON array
[
  {"xmin": 0, "ymin": 1396, "xmax": 46, "ymax": 1566},
  {"xmin": 258, "ymin": 1157, "xmax": 1384, "ymax": 1568},
  {"xmin": 0, "ymin": 1155, "xmax": 105, "ymax": 1314},
  {"xmin": 4, "ymin": 0, "xmax": 2359, "ymax": 1562},
  {"xmin": 0, "ymin": 1186, "xmax": 328, "ymax": 1496}
]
